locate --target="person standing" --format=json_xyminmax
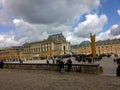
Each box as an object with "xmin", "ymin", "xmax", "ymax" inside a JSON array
[
  {"xmin": 59, "ymin": 60, "xmax": 64, "ymax": 74},
  {"xmin": 47, "ymin": 60, "xmax": 49, "ymax": 64},
  {"xmin": 116, "ymin": 58, "xmax": 120, "ymax": 77},
  {"xmin": 66, "ymin": 58, "xmax": 72, "ymax": 72},
  {"xmin": 53, "ymin": 59, "xmax": 55, "ymax": 64},
  {"xmin": 0, "ymin": 60, "xmax": 4, "ymax": 68},
  {"xmin": 46, "ymin": 59, "xmax": 49, "ymax": 69},
  {"xmin": 19, "ymin": 59, "xmax": 23, "ymax": 64},
  {"xmin": 116, "ymin": 64, "xmax": 120, "ymax": 77}
]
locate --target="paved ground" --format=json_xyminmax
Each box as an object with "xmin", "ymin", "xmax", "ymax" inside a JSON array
[
  {"xmin": 99, "ymin": 56, "xmax": 118, "ymax": 76},
  {"xmin": 1, "ymin": 55, "xmax": 120, "ymax": 90},
  {"xmin": 0, "ymin": 69, "xmax": 120, "ymax": 90}
]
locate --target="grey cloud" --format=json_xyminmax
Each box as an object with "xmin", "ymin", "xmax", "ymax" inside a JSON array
[
  {"xmin": 110, "ymin": 24, "xmax": 120, "ymax": 36},
  {"xmin": 4, "ymin": 0, "xmax": 100, "ymax": 24},
  {"xmin": 0, "ymin": 11, "xmax": 10, "ymax": 25},
  {"xmin": 97, "ymin": 24, "xmax": 120, "ymax": 41}
]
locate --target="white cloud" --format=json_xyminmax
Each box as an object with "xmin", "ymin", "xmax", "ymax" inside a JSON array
[
  {"xmin": 13, "ymin": 15, "xmax": 107, "ymax": 45},
  {"xmin": 73, "ymin": 14, "xmax": 107, "ymax": 38},
  {"xmin": 97, "ymin": 24, "xmax": 120, "ymax": 41},
  {"xmin": 13, "ymin": 19, "xmax": 71, "ymax": 43},
  {"xmin": 66, "ymin": 33, "xmax": 90, "ymax": 45},
  {"xmin": 0, "ymin": 32, "xmax": 20, "ymax": 47},
  {"xmin": 97, "ymin": 30, "xmax": 111, "ymax": 40},
  {"xmin": 117, "ymin": 9, "xmax": 120, "ymax": 16},
  {"xmin": 14, "ymin": 16, "xmax": 108, "ymax": 45}
]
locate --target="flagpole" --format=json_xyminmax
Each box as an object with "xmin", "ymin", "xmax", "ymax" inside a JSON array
[
  {"xmin": 90, "ymin": 33, "xmax": 96, "ymax": 63},
  {"xmin": 90, "ymin": 33, "xmax": 93, "ymax": 63}
]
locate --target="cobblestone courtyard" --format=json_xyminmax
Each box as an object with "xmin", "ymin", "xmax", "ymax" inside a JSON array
[
  {"xmin": 1, "ymin": 55, "xmax": 120, "ymax": 90},
  {"xmin": 0, "ymin": 69, "xmax": 120, "ymax": 90}
]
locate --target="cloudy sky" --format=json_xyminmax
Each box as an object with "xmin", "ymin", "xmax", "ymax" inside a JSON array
[{"xmin": 0, "ymin": 0, "xmax": 120, "ymax": 48}]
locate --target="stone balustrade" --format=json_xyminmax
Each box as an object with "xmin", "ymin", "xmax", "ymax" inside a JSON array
[{"xmin": 2, "ymin": 63, "xmax": 101, "ymax": 74}]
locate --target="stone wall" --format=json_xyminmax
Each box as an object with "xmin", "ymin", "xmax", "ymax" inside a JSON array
[{"xmin": 2, "ymin": 63, "xmax": 101, "ymax": 74}]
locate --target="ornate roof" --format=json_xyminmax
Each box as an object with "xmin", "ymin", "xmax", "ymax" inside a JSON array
[
  {"xmin": 48, "ymin": 33, "xmax": 64, "ymax": 39},
  {"xmin": 71, "ymin": 38, "xmax": 120, "ymax": 48}
]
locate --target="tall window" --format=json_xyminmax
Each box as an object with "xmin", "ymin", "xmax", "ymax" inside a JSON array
[
  {"xmin": 63, "ymin": 46, "xmax": 65, "ymax": 54},
  {"xmin": 63, "ymin": 46, "xmax": 65, "ymax": 51}
]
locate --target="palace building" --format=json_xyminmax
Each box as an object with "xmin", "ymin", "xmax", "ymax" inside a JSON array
[
  {"xmin": 74, "ymin": 38, "xmax": 120, "ymax": 55},
  {"xmin": 0, "ymin": 33, "xmax": 120, "ymax": 61},
  {"xmin": 0, "ymin": 33, "xmax": 71, "ymax": 61},
  {"xmin": 0, "ymin": 46, "xmax": 22, "ymax": 61}
]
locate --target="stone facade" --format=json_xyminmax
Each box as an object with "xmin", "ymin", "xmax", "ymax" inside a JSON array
[
  {"xmin": 1, "ymin": 33, "xmax": 120, "ymax": 61},
  {"xmin": 0, "ymin": 33, "xmax": 71, "ymax": 61},
  {"xmin": 0, "ymin": 46, "xmax": 22, "ymax": 61},
  {"xmin": 21, "ymin": 33, "xmax": 71, "ymax": 60},
  {"xmin": 72, "ymin": 38, "xmax": 120, "ymax": 55}
]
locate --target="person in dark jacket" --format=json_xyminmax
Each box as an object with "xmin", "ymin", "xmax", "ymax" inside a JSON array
[
  {"xmin": 66, "ymin": 58, "xmax": 72, "ymax": 72},
  {"xmin": 0, "ymin": 60, "xmax": 4, "ymax": 68},
  {"xmin": 47, "ymin": 60, "xmax": 49, "ymax": 65},
  {"xmin": 116, "ymin": 58, "xmax": 120, "ymax": 77},
  {"xmin": 116, "ymin": 64, "xmax": 120, "ymax": 77},
  {"xmin": 59, "ymin": 60, "xmax": 64, "ymax": 74}
]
